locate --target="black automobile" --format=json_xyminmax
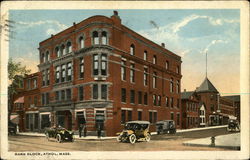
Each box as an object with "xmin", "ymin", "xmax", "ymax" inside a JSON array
[
  {"xmin": 45, "ymin": 126, "xmax": 74, "ymax": 143},
  {"xmin": 227, "ymin": 119, "xmax": 240, "ymax": 132},
  {"xmin": 156, "ymin": 120, "xmax": 176, "ymax": 134},
  {"xmin": 8, "ymin": 121, "xmax": 17, "ymax": 135}
]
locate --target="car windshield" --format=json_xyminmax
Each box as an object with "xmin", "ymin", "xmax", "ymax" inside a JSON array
[{"xmin": 125, "ymin": 123, "xmax": 148, "ymax": 130}]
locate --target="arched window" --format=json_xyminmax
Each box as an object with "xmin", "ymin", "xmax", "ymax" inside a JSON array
[
  {"xmin": 176, "ymin": 80, "xmax": 180, "ymax": 93},
  {"xmin": 170, "ymin": 78, "xmax": 174, "ymax": 93},
  {"xmin": 79, "ymin": 36, "xmax": 84, "ymax": 49},
  {"xmin": 93, "ymin": 31, "xmax": 99, "ymax": 45},
  {"xmin": 45, "ymin": 51, "xmax": 50, "ymax": 61},
  {"xmin": 130, "ymin": 44, "xmax": 135, "ymax": 55},
  {"xmin": 101, "ymin": 31, "xmax": 107, "ymax": 45},
  {"xmin": 55, "ymin": 47, "xmax": 59, "ymax": 57},
  {"xmin": 41, "ymin": 53, "xmax": 45, "ymax": 63},
  {"xmin": 144, "ymin": 51, "xmax": 147, "ymax": 60},
  {"xmin": 166, "ymin": 61, "xmax": 169, "ymax": 69},
  {"xmin": 60, "ymin": 44, "xmax": 65, "ymax": 56},
  {"xmin": 66, "ymin": 41, "xmax": 72, "ymax": 53},
  {"xmin": 153, "ymin": 55, "xmax": 157, "ymax": 64}
]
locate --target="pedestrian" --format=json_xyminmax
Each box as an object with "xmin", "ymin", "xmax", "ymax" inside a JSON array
[
  {"xmin": 83, "ymin": 124, "xmax": 87, "ymax": 137},
  {"xmin": 97, "ymin": 124, "xmax": 101, "ymax": 138},
  {"xmin": 79, "ymin": 123, "xmax": 83, "ymax": 138}
]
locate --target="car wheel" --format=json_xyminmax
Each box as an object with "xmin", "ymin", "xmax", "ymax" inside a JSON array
[
  {"xmin": 45, "ymin": 132, "xmax": 50, "ymax": 141},
  {"xmin": 145, "ymin": 133, "xmax": 151, "ymax": 142},
  {"xmin": 56, "ymin": 134, "xmax": 62, "ymax": 143},
  {"xmin": 157, "ymin": 131, "xmax": 160, "ymax": 135},
  {"xmin": 129, "ymin": 134, "xmax": 136, "ymax": 144},
  {"xmin": 117, "ymin": 136, "xmax": 122, "ymax": 142}
]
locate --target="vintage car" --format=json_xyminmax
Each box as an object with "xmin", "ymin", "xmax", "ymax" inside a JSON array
[
  {"xmin": 227, "ymin": 119, "xmax": 240, "ymax": 132},
  {"xmin": 44, "ymin": 126, "xmax": 74, "ymax": 143},
  {"xmin": 8, "ymin": 121, "xmax": 17, "ymax": 135},
  {"xmin": 156, "ymin": 120, "xmax": 176, "ymax": 134},
  {"xmin": 117, "ymin": 121, "xmax": 151, "ymax": 144}
]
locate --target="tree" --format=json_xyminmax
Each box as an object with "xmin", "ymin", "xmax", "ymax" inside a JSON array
[{"xmin": 8, "ymin": 58, "xmax": 30, "ymax": 121}]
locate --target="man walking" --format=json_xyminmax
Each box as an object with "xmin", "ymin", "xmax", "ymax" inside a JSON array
[{"xmin": 79, "ymin": 123, "xmax": 83, "ymax": 138}]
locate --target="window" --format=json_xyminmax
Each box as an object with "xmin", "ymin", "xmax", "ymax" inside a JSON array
[
  {"xmin": 45, "ymin": 51, "xmax": 50, "ymax": 62},
  {"xmin": 149, "ymin": 112, "xmax": 153, "ymax": 123},
  {"xmin": 79, "ymin": 86, "xmax": 84, "ymax": 101},
  {"xmin": 41, "ymin": 53, "xmax": 45, "ymax": 63},
  {"xmin": 55, "ymin": 47, "xmax": 60, "ymax": 57},
  {"xmin": 166, "ymin": 61, "xmax": 169, "ymax": 69},
  {"xmin": 144, "ymin": 67, "xmax": 148, "ymax": 86},
  {"xmin": 138, "ymin": 111, "xmax": 142, "ymax": 120},
  {"xmin": 153, "ymin": 55, "xmax": 157, "ymax": 64},
  {"xmin": 27, "ymin": 79, "xmax": 31, "ymax": 90},
  {"xmin": 61, "ymin": 90, "xmax": 65, "ymax": 101},
  {"xmin": 93, "ymin": 84, "xmax": 98, "ymax": 99},
  {"xmin": 211, "ymin": 105, "xmax": 214, "ymax": 112},
  {"xmin": 176, "ymin": 80, "xmax": 180, "ymax": 93},
  {"xmin": 121, "ymin": 110, "xmax": 126, "ymax": 124},
  {"xmin": 158, "ymin": 95, "xmax": 161, "ymax": 106},
  {"xmin": 34, "ymin": 96, "xmax": 37, "ymax": 105},
  {"xmin": 170, "ymin": 78, "xmax": 174, "ymax": 93},
  {"xmin": 130, "ymin": 44, "xmax": 135, "ymax": 55},
  {"xmin": 170, "ymin": 97, "xmax": 174, "ymax": 108},
  {"xmin": 55, "ymin": 66, "xmax": 60, "ymax": 83},
  {"xmin": 171, "ymin": 112, "xmax": 174, "ymax": 120},
  {"xmin": 138, "ymin": 91, "xmax": 142, "ymax": 104},
  {"xmin": 79, "ymin": 36, "xmax": 84, "ymax": 49},
  {"xmin": 121, "ymin": 60, "xmax": 126, "ymax": 81},
  {"xmin": 66, "ymin": 89, "xmax": 71, "ymax": 100},
  {"xmin": 93, "ymin": 54, "xmax": 99, "ymax": 76},
  {"xmin": 60, "ymin": 44, "xmax": 65, "ymax": 56},
  {"xmin": 166, "ymin": 97, "xmax": 169, "ymax": 107},
  {"xmin": 66, "ymin": 41, "xmax": 72, "ymax": 54},
  {"xmin": 42, "ymin": 94, "xmax": 45, "ymax": 105},
  {"xmin": 46, "ymin": 69, "xmax": 50, "ymax": 85},
  {"xmin": 101, "ymin": 54, "xmax": 107, "ymax": 76},
  {"xmin": 42, "ymin": 71, "xmax": 45, "ymax": 86},
  {"xmin": 121, "ymin": 88, "xmax": 126, "ymax": 103},
  {"xmin": 177, "ymin": 113, "xmax": 180, "ymax": 126},
  {"xmin": 93, "ymin": 31, "xmax": 99, "ymax": 45},
  {"xmin": 61, "ymin": 64, "xmax": 66, "ymax": 82},
  {"xmin": 67, "ymin": 62, "xmax": 72, "ymax": 81},
  {"xmin": 144, "ymin": 51, "xmax": 147, "ymax": 60},
  {"xmin": 176, "ymin": 66, "xmax": 180, "ymax": 74},
  {"xmin": 130, "ymin": 63, "xmax": 135, "ymax": 83},
  {"xmin": 177, "ymin": 99, "xmax": 180, "ymax": 108},
  {"xmin": 153, "ymin": 94, "xmax": 157, "ymax": 106},
  {"xmin": 130, "ymin": 90, "xmax": 135, "ymax": 104},
  {"xmin": 79, "ymin": 58, "xmax": 84, "ymax": 78},
  {"xmin": 45, "ymin": 93, "xmax": 49, "ymax": 104},
  {"xmin": 144, "ymin": 93, "xmax": 148, "ymax": 105},
  {"xmin": 101, "ymin": 31, "xmax": 107, "ymax": 45},
  {"xmin": 128, "ymin": 110, "xmax": 132, "ymax": 121},
  {"xmin": 34, "ymin": 79, "xmax": 37, "ymax": 89},
  {"xmin": 101, "ymin": 84, "xmax": 107, "ymax": 100},
  {"xmin": 55, "ymin": 91, "xmax": 59, "ymax": 101},
  {"xmin": 153, "ymin": 72, "xmax": 157, "ymax": 88}
]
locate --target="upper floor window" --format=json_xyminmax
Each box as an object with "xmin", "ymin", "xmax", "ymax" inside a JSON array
[
  {"xmin": 170, "ymin": 78, "xmax": 174, "ymax": 93},
  {"xmin": 66, "ymin": 41, "xmax": 72, "ymax": 54},
  {"xmin": 79, "ymin": 58, "xmax": 84, "ymax": 79},
  {"xmin": 158, "ymin": 95, "xmax": 161, "ymax": 106},
  {"xmin": 41, "ymin": 53, "xmax": 45, "ymax": 63},
  {"xmin": 46, "ymin": 69, "xmax": 50, "ymax": 85},
  {"xmin": 176, "ymin": 80, "xmax": 180, "ymax": 93},
  {"xmin": 79, "ymin": 86, "xmax": 84, "ymax": 101},
  {"xmin": 130, "ymin": 90, "xmax": 135, "ymax": 104},
  {"xmin": 121, "ymin": 88, "xmax": 126, "ymax": 103},
  {"xmin": 55, "ymin": 62, "xmax": 72, "ymax": 84},
  {"xmin": 101, "ymin": 31, "xmax": 107, "ymax": 45},
  {"xmin": 55, "ymin": 66, "xmax": 60, "ymax": 83},
  {"xmin": 92, "ymin": 84, "xmax": 108, "ymax": 100},
  {"xmin": 67, "ymin": 62, "xmax": 72, "ymax": 81},
  {"xmin": 153, "ymin": 94, "xmax": 157, "ymax": 106},
  {"xmin": 93, "ymin": 31, "xmax": 99, "ymax": 45},
  {"xmin": 121, "ymin": 60, "xmax": 126, "ymax": 81},
  {"xmin": 130, "ymin": 63, "xmax": 135, "ymax": 83},
  {"xmin": 130, "ymin": 44, "xmax": 135, "ymax": 56},
  {"xmin": 176, "ymin": 66, "xmax": 180, "ymax": 74},
  {"xmin": 79, "ymin": 36, "xmax": 84, "ymax": 49},
  {"xmin": 166, "ymin": 61, "xmax": 169, "ymax": 70},
  {"xmin": 55, "ymin": 47, "xmax": 60, "ymax": 57},
  {"xmin": 61, "ymin": 64, "xmax": 66, "ymax": 82},
  {"xmin": 166, "ymin": 97, "xmax": 169, "ymax": 107},
  {"xmin": 153, "ymin": 55, "xmax": 157, "ymax": 64},
  {"xmin": 144, "ymin": 67, "xmax": 148, "ymax": 86},
  {"xmin": 144, "ymin": 92, "xmax": 148, "ymax": 105},
  {"xmin": 45, "ymin": 51, "xmax": 50, "ymax": 62},
  {"xmin": 42, "ymin": 71, "xmax": 45, "ymax": 86},
  {"xmin": 60, "ymin": 44, "xmax": 66, "ymax": 56},
  {"xmin": 144, "ymin": 51, "xmax": 147, "ymax": 61},
  {"xmin": 153, "ymin": 72, "xmax": 157, "ymax": 88},
  {"xmin": 33, "ymin": 79, "xmax": 37, "ymax": 89},
  {"xmin": 93, "ymin": 54, "xmax": 108, "ymax": 76}
]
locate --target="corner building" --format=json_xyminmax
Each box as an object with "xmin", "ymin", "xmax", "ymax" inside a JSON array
[{"xmin": 38, "ymin": 11, "xmax": 182, "ymax": 136}]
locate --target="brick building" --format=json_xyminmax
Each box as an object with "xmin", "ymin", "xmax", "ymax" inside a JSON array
[
  {"xmin": 13, "ymin": 11, "xmax": 182, "ymax": 136},
  {"xmin": 181, "ymin": 90, "xmax": 199, "ymax": 129},
  {"xmin": 222, "ymin": 95, "xmax": 240, "ymax": 122}
]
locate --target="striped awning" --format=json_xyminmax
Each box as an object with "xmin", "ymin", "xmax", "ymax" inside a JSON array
[{"xmin": 14, "ymin": 96, "xmax": 24, "ymax": 103}]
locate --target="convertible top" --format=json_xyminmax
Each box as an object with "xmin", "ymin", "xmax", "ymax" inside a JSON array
[
  {"xmin": 126, "ymin": 121, "xmax": 150, "ymax": 124},
  {"xmin": 156, "ymin": 120, "xmax": 174, "ymax": 124}
]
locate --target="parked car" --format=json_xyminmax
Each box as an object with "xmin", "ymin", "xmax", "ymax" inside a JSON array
[
  {"xmin": 8, "ymin": 121, "xmax": 17, "ymax": 135},
  {"xmin": 44, "ymin": 126, "xmax": 74, "ymax": 143},
  {"xmin": 117, "ymin": 121, "xmax": 151, "ymax": 144},
  {"xmin": 227, "ymin": 119, "xmax": 240, "ymax": 132},
  {"xmin": 156, "ymin": 120, "xmax": 176, "ymax": 134}
]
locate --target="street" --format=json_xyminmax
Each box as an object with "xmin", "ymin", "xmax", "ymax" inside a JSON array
[{"xmin": 9, "ymin": 127, "xmax": 237, "ymax": 151}]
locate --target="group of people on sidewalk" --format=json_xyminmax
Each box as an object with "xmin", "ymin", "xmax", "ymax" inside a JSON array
[{"xmin": 78, "ymin": 123, "xmax": 103, "ymax": 138}]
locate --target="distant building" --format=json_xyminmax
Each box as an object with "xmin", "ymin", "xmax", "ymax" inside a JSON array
[{"xmin": 222, "ymin": 95, "xmax": 240, "ymax": 122}]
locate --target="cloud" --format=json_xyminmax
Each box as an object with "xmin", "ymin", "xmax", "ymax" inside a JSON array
[
  {"xmin": 202, "ymin": 39, "xmax": 228, "ymax": 53},
  {"xmin": 14, "ymin": 57, "xmax": 39, "ymax": 73},
  {"xmin": 179, "ymin": 49, "xmax": 190, "ymax": 57},
  {"xmin": 171, "ymin": 14, "xmax": 239, "ymax": 34}
]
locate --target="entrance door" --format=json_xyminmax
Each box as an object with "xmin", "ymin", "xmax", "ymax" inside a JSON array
[{"xmin": 29, "ymin": 114, "xmax": 34, "ymax": 131}]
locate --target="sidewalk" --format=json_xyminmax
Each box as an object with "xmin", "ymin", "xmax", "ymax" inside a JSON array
[{"xmin": 183, "ymin": 132, "xmax": 240, "ymax": 150}]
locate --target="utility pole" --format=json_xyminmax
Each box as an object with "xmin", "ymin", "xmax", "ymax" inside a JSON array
[{"xmin": 206, "ymin": 51, "xmax": 207, "ymax": 78}]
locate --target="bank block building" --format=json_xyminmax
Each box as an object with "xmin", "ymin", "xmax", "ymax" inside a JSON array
[{"xmin": 13, "ymin": 11, "xmax": 182, "ymax": 136}]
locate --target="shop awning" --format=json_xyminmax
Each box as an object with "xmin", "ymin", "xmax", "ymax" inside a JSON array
[
  {"xmin": 10, "ymin": 114, "xmax": 19, "ymax": 124},
  {"xmin": 14, "ymin": 96, "xmax": 24, "ymax": 103}
]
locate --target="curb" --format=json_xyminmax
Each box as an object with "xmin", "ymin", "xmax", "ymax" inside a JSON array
[{"xmin": 183, "ymin": 142, "xmax": 240, "ymax": 150}]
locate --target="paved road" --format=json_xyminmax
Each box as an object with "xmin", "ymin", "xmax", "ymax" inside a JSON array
[{"xmin": 9, "ymin": 127, "xmax": 236, "ymax": 151}]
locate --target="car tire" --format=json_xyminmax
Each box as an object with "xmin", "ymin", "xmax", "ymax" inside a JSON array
[
  {"xmin": 145, "ymin": 133, "xmax": 151, "ymax": 142},
  {"xmin": 129, "ymin": 134, "xmax": 136, "ymax": 144},
  {"xmin": 157, "ymin": 131, "xmax": 160, "ymax": 135},
  {"xmin": 117, "ymin": 136, "xmax": 122, "ymax": 142},
  {"xmin": 56, "ymin": 134, "xmax": 62, "ymax": 143},
  {"xmin": 45, "ymin": 132, "xmax": 50, "ymax": 141}
]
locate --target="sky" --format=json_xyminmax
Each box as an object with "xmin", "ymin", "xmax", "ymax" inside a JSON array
[{"xmin": 8, "ymin": 9, "xmax": 240, "ymax": 95}]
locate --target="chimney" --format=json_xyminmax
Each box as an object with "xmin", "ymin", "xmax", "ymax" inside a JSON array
[
  {"xmin": 111, "ymin": 10, "xmax": 121, "ymax": 26},
  {"xmin": 114, "ymin": 10, "xmax": 118, "ymax": 16},
  {"xmin": 73, "ymin": 22, "xmax": 76, "ymax": 26},
  {"xmin": 161, "ymin": 43, "xmax": 165, "ymax": 48}
]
